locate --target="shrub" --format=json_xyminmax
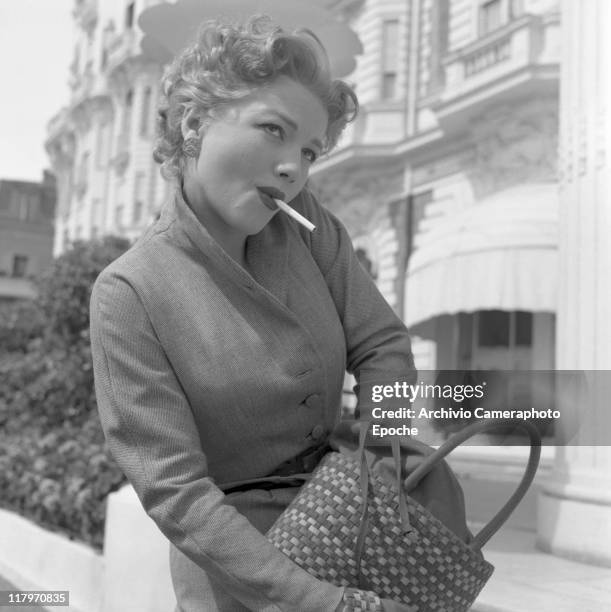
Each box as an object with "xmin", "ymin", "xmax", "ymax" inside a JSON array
[
  {"xmin": 36, "ymin": 236, "xmax": 130, "ymax": 343},
  {"xmin": 0, "ymin": 299, "xmax": 44, "ymax": 353},
  {"xmin": 0, "ymin": 236, "xmax": 130, "ymax": 549}
]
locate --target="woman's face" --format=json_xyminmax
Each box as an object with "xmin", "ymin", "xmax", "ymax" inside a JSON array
[{"xmin": 183, "ymin": 76, "xmax": 328, "ymax": 248}]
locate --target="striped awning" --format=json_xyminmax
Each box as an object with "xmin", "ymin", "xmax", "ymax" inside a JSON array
[{"xmin": 404, "ymin": 183, "xmax": 558, "ymax": 327}]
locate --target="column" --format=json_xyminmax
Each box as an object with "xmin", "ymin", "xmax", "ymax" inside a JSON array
[{"xmin": 537, "ymin": 0, "xmax": 611, "ymax": 564}]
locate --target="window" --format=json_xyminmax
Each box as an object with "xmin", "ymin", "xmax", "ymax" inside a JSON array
[
  {"xmin": 478, "ymin": 0, "xmax": 522, "ymax": 35},
  {"xmin": 96, "ymin": 121, "xmax": 108, "ymax": 167},
  {"xmin": 101, "ymin": 21, "xmax": 114, "ymax": 70},
  {"xmin": 478, "ymin": 310, "xmax": 510, "ymax": 346},
  {"xmin": 12, "ymin": 255, "xmax": 28, "ymax": 278},
  {"xmin": 27, "ymin": 195, "xmax": 41, "ymax": 221},
  {"xmin": 381, "ymin": 19, "xmax": 399, "ymax": 100},
  {"xmin": 77, "ymin": 152, "xmax": 90, "ymax": 197},
  {"xmin": 140, "ymin": 87, "xmax": 152, "ymax": 137},
  {"xmin": 125, "ymin": 1, "xmax": 135, "ymax": 29},
  {"xmin": 133, "ymin": 172, "xmax": 145, "ymax": 223},
  {"xmin": 510, "ymin": 0, "xmax": 524, "ymax": 18},
  {"xmin": 82, "ymin": 152, "xmax": 90, "ymax": 182},
  {"xmin": 428, "ymin": 0, "xmax": 449, "ymax": 93},
  {"xmin": 114, "ymin": 204, "xmax": 124, "ymax": 228},
  {"xmin": 477, "ymin": 310, "xmax": 532, "ymax": 347},
  {"xmin": 121, "ymin": 90, "xmax": 134, "ymax": 147},
  {"xmin": 133, "ymin": 200, "xmax": 143, "ymax": 224},
  {"xmin": 118, "ymin": 89, "xmax": 134, "ymax": 152},
  {"xmin": 407, "ymin": 190, "xmax": 433, "ymax": 258},
  {"xmin": 480, "ymin": 0, "xmax": 504, "ymax": 35},
  {"xmin": 515, "ymin": 310, "xmax": 532, "ymax": 346},
  {"xmin": 18, "ymin": 193, "xmax": 29, "ymax": 220}
]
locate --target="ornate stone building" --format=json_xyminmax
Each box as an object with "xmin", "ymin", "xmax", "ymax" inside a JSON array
[
  {"xmin": 312, "ymin": 0, "xmax": 560, "ymax": 382},
  {"xmin": 47, "ymin": 1, "xmax": 561, "ymax": 378},
  {"xmin": 46, "ymin": 0, "xmax": 169, "ymax": 254}
]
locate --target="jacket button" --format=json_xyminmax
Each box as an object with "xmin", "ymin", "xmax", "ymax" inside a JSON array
[{"xmin": 310, "ymin": 424, "xmax": 325, "ymax": 441}]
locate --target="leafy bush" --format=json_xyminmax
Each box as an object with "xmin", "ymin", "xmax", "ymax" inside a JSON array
[
  {"xmin": 0, "ymin": 299, "xmax": 44, "ymax": 353},
  {"xmin": 0, "ymin": 236, "xmax": 130, "ymax": 549}
]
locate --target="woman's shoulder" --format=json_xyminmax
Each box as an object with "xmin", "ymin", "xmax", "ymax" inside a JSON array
[
  {"xmin": 95, "ymin": 236, "xmax": 158, "ymax": 283},
  {"xmin": 92, "ymin": 222, "xmax": 181, "ymax": 300}
]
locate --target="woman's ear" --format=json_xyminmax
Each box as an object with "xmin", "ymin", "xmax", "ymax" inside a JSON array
[
  {"xmin": 181, "ymin": 108, "xmax": 205, "ymax": 159},
  {"xmin": 180, "ymin": 108, "xmax": 201, "ymax": 140}
]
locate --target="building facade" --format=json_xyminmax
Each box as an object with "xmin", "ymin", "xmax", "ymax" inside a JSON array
[
  {"xmin": 47, "ymin": 0, "xmax": 560, "ymax": 376},
  {"xmin": 312, "ymin": 0, "xmax": 560, "ymax": 379},
  {"xmin": 46, "ymin": 0, "xmax": 169, "ymax": 255},
  {"xmin": 0, "ymin": 172, "xmax": 57, "ymax": 300}
]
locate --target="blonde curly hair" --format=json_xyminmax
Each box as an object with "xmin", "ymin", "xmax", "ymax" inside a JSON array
[{"xmin": 153, "ymin": 15, "xmax": 358, "ymax": 182}]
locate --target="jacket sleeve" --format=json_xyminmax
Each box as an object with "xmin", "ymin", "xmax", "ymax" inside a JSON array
[
  {"xmin": 294, "ymin": 189, "xmax": 417, "ymax": 414},
  {"xmin": 89, "ymin": 272, "xmax": 344, "ymax": 612}
]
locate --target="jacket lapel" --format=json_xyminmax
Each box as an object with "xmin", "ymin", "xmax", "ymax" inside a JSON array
[{"xmin": 246, "ymin": 214, "xmax": 290, "ymax": 306}]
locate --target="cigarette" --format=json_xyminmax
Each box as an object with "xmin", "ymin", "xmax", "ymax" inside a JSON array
[{"xmin": 273, "ymin": 198, "xmax": 316, "ymax": 232}]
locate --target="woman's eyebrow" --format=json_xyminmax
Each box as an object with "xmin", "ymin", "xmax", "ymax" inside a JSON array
[{"xmin": 266, "ymin": 109, "xmax": 324, "ymax": 151}]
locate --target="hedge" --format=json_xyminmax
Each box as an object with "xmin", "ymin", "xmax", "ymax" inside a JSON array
[{"xmin": 0, "ymin": 237, "xmax": 130, "ymax": 550}]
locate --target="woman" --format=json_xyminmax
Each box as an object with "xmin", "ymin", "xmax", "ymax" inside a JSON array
[{"xmin": 90, "ymin": 16, "xmax": 415, "ymax": 612}]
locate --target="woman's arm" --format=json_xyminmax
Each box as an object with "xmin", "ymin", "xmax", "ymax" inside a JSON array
[
  {"xmin": 295, "ymin": 189, "xmax": 416, "ymax": 407},
  {"xmin": 90, "ymin": 272, "xmax": 344, "ymax": 612}
]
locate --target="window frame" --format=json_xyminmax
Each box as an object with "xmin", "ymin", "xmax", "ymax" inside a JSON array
[
  {"xmin": 380, "ymin": 18, "xmax": 400, "ymax": 100},
  {"xmin": 11, "ymin": 254, "xmax": 29, "ymax": 279}
]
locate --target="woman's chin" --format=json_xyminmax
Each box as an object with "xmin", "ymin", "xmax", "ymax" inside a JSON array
[{"xmin": 243, "ymin": 212, "xmax": 278, "ymax": 235}]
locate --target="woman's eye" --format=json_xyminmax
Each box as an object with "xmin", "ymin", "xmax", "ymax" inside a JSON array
[
  {"xmin": 262, "ymin": 123, "xmax": 283, "ymax": 138},
  {"xmin": 302, "ymin": 148, "xmax": 318, "ymax": 163}
]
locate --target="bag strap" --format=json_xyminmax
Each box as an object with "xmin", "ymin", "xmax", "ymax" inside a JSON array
[
  {"xmin": 353, "ymin": 420, "xmax": 413, "ymax": 588},
  {"xmin": 402, "ymin": 418, "xmax": 541, "ymax": 550}
]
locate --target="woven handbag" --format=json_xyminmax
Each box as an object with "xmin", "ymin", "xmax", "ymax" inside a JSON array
[{"xmin": 267, "ymin": 418, "xmax": 541, "ymax": 611}]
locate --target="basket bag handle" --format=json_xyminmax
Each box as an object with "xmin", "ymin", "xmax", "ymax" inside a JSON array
[
  {"xmin": 353, "ymin": 418, "xmax": 541, "ymax": 577},
  {"xmin": 403, "ymin": 418, "xmax": 541, "ymax": 549}
]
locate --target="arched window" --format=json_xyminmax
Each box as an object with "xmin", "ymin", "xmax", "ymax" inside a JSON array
[{"xmin": 140, "ymin": 87, "xmax": 152, "ymax": 136}]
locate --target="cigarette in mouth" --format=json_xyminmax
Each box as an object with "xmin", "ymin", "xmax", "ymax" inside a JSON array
[{"xmin": 273, "ymin": 198, "xmax": 316, "ymax": 232}]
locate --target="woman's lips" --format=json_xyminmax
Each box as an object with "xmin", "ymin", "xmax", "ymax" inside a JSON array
[
  {"xmin": 258, "ymin": 186, "xmax": 286, "ymax": 200},
  {"xmin": 258, "ymin": 191, "xmax": 278, "ymax": 211},
  {"xmin": 257, "ymin": 187, "xmax": 285, "ymax": 211}
]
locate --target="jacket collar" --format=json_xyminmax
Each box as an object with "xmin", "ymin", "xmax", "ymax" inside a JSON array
[{"xmin": 164, "ymin": 187, "xmax": 291, "ymax": 305}]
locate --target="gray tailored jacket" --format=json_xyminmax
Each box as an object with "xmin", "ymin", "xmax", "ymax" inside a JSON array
[{"xmin": 89, "ymin": 187, "xmax": 415, "ymax": 611}]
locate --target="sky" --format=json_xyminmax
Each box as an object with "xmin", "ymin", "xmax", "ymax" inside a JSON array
[{"xmin": 0, "ymin": 0, "xmax": 73, "ymax": 182}]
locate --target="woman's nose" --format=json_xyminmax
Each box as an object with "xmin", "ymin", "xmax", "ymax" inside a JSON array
[{"xmin": 275, "ymin": 159, "xmax": 300, "ymax": 185}]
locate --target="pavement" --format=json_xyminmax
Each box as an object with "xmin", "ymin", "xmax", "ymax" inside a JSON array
[
  {"xmin": 471, "ymin": 525, "xmax": 611, "ymax": 612},
  {"xmin": 456, "ymin": 468, "xmax": 611, "ymax": 612}
]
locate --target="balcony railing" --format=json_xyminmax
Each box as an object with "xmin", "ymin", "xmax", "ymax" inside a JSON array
[
  {"xmin": 69, "ymin": 62, "xmax": 94, "ymax": 103},
  {"xmin": 464, "ymin": 36, "xmax": 511, "ymax": 77},
  {"xmin": 436, "ymin": 12, "xmax": 559, "ymax": 110},
  {"xmin": 106, "ymin": 29, "xmax": 140, "ymax": 74}
]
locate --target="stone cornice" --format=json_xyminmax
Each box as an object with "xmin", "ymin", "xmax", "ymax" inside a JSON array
[
  {"xmin": 323, "ymin": 0, "xmax": 366, "ymax": 22},
  {"xmin": 70, "ymin": 94, "xmax": 114, "ymax": 132}
]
